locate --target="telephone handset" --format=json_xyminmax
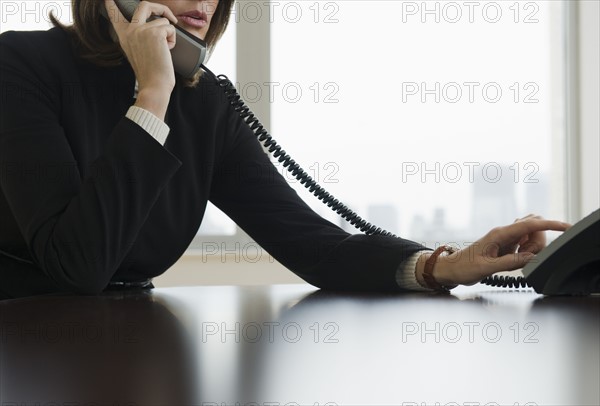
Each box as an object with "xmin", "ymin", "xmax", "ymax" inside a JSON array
[
  {"xmin": 101, "ymin": 0, "xmax": 207, "ymax": 79},
  {"xmin": 90, "ymin": 1, "xmax": 600, "ymax": 296}
]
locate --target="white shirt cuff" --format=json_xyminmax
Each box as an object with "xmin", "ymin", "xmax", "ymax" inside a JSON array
[
  {"xmin": 125, "ymin": 106, "xmax": 170, "ymax": 146},
  {"xmin": 395, "ymin": 250, "xmax": 435, "ymax": 292}
]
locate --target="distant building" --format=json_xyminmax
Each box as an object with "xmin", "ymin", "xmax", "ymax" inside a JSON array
[
  {"xmin": 409, "ymin": 208, "xmax": 474, "ymax": 249},
  {"xmin": 471, "ymin": 164, "xmax": 517, "ymax": 236}
]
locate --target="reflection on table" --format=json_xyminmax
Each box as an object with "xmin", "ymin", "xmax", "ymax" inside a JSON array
[{"xmin": 1, "ymin": 284, "xmax": 598, "ymax": 405}]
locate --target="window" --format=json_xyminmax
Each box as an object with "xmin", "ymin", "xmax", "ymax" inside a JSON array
[{"xmin": 269, "ymin": 0, "xmax": 567, "ymax": 248}]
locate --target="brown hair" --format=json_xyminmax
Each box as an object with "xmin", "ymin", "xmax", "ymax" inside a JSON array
[{"xmin": 50, "ymin": 0, "xmax": 235, "ymax": 86}]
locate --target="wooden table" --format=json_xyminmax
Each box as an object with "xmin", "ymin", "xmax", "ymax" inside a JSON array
[{"xmin": 1, "ymin": 284, "xmax": 599, "ymax": 405}]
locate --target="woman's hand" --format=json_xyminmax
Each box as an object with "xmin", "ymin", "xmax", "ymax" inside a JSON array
[
  {"xmin": 104, "ymin": 0, "xmax": 178, "ymax": 119},
  {"xmin": 416, "ymin": 215, "xmax": 572, "ymax": 288}
]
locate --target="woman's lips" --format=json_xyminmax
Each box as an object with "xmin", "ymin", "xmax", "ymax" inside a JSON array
[{"xmin": 177, "ymin": 11, "xmax": 208, "ymax": 29}]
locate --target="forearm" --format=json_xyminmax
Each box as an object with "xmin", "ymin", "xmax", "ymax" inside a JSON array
[{"xmin": 134, "ymin": 87, "xmax": 171, "ymax": 122}]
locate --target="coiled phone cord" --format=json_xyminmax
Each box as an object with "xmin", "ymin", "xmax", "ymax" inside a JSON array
[
  {"xmin": 212, "ymin": 72, "xmax": 395, "ymax": 238},
  {"xmin": 204, "ymin": 68, "xmax": 530, "ymax": 289},
  {"xmin": 481, "ymin": 275, "xmax": 529, "ymax": 288}
]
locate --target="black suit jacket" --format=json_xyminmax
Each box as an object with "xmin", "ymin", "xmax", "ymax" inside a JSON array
[{"xmin": 0, "ymin": 27, "xmax": 428, "ymax": 299}]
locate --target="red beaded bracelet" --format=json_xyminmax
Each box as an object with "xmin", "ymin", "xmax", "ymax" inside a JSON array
[{"xmin": 423, "ymin": 245, "xmax": 458, "ymax": 293}]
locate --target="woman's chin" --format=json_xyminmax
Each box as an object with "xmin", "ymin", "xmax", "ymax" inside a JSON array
[
  {"xmin": 188, "ymin": 29, "xmax": 207, "ymax": 41},
  {"xmin": 177, "ymin": 21, "xmax": 209, "ymax": 40}
]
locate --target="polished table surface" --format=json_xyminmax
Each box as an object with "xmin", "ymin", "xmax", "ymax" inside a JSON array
[{"xmin": 1, "ymin": 283, "xmax": 599, "ymax": 406}]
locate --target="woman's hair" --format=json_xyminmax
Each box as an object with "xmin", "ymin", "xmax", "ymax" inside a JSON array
[{"xmin": 50, "ymin": 0, "xmax": 235, "ymax": 86}]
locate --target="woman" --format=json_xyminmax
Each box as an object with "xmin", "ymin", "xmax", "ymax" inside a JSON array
[{"xmin": 0, "ymin": 0, "xmax": 569, "ymax": 299}]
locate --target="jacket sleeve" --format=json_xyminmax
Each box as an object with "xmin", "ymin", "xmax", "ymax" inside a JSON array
[
  {"xmin": 0, "ymin": 35, "xmax": 182, "ymax": 295},
  {"xmin": 209, "ymin": 99, "xmax": 429, "ymax": 292}
]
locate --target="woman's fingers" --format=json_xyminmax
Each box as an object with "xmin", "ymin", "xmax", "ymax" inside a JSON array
[
  {"xmin": 481, "ymin": 218, "xmax": 569, "ymax": 270},
  {"xmin": 519, "ymin": 232, "xmax": 545, "ymax": 253},
  {"xmin": 487, "ymin": 251, "xmax": 537, "ymax": 274},
  {"xmin": 518, "ymin": 234, "xmax": 529, "ymax": 246},
  {"xmin": 129, "ymin": 0, "xmax": 178, "ymax": 26},
  {"xmin": 510, "ymin": 215, "xmax": 548, "ymax": 254},
  {"xmin": 441, "ymin": 215, "xmax": 571, "ymax": 285},
  {"xmin": 514, "ymin": 219, "xmax": 570, "ymax": 237},
  {"xmin": 492, "ymin": 219, "xmax": 570, "ymax": 245},
  {"xmin": 140, "ymin": 18, "xmax": 177, "ymax": 49},
  {"xmin": 103, "ymin": 0, "xmax": 177, "ymax": 35},
  {"xmin": 477, "ymin": 217, "xmax": 568, "ymax": 264}
]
